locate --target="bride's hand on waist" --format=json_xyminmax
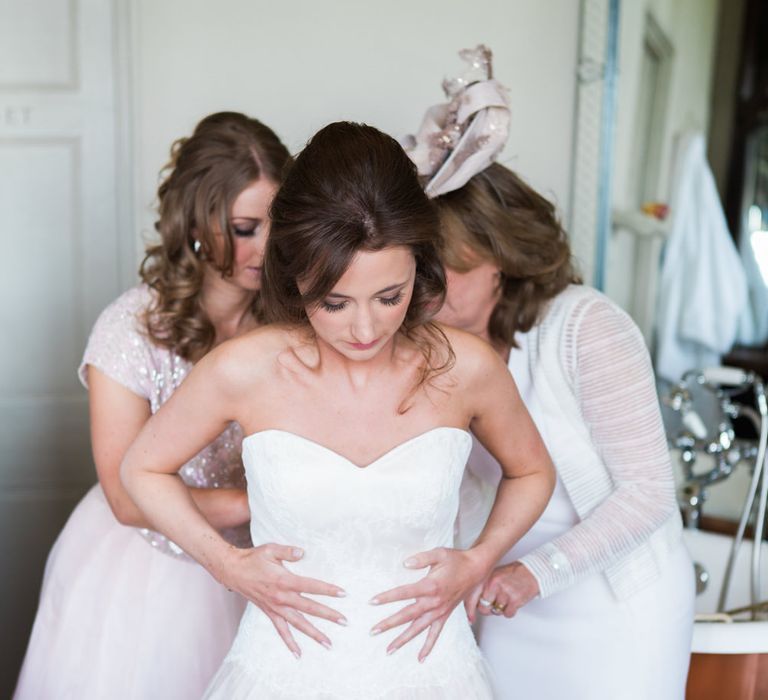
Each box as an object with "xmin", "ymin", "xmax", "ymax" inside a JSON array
[
  {"xmin": 222, "ymin": 543, "xmax": 347, "ymax": 658},
  {"xmin": 368, "ymin": 547, "xmax": 486, "ymax": 661}
]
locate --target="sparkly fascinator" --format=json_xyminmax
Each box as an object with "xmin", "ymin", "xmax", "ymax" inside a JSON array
[{"xmin": 402, "ymin": 45, "xmax": 510, "ymax": 198}]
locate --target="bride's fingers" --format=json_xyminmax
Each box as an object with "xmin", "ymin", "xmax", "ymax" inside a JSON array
[
  {"xmin": 266, "ymin": 610, "xmax": 302, "ymax": 659},
  {"xmin": 417, "ymin": 617, "xmax": 447, "ymax": 662},
  {"xmin": 267, "ymin": 543, "xmax": 305, "ymax": 563},
  {"xmin": 370, "ymin": 601, "xmax": 422, "ymax": 635},
  {"xmin": 285, "ymin": 593, "xmax": 347, "ymax": 625},
  {"xmin": 287, "ymin": 573, "xmax": 347, "ymax": 599},
  {"xmin": 402, "ymin": 547, "xmax": 446, "ymax": 571},
  {"xmin": 385, "ymin": 613, "xmax": 436, "ymax": 655},
  {"xmin": 279, "ymin": 607, "xmax": 333, "ymax": 650},
  {"xmin": 370, "ymin": 581, "xmax": 428, "ymax": 606}
]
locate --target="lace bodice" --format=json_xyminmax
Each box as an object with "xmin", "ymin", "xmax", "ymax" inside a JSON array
[
  {"xmin": 213, "ymin": 427, "xmax": 491, "ymax": 699},
  {"xmin": 79, "ymin": 285, "xmax": 247, "ymax": 556}
]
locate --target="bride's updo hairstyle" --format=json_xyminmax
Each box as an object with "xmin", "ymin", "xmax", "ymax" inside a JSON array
[{"xmin": 263, "ymin": 121, "xmax": 453, "ymax": 388}]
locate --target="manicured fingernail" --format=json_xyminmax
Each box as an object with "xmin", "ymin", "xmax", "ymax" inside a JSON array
[
  {"xmin": 337, "ymin": 617, "xmax": 348, "ymax": 626},
  {"xmin": 404, "ymin": 557, "xmax": 417, "ymax": 568},
  {"xmin": 336, "ymin": 590, "xmax": 347, "ymax": 598},
  {"xmin": 292, "ymin": 649, "xmax": 301, "ymax": 660},
  {"xmin": 292, "ymin": 547, "xmax": 304, "ymax": 558},
  {"xmin": 370, "ymin": 627, "xmax": 381, "ymax": 636},
  {"xmin": 418, "ymin": 655, "xmax": 425, "ymax": 664},
  {"xmin": 369, "ymin": 597, "xmax": 380, "ymax": 605},
  {"xmin": 387, "ymin": 646, "xmax": 397, "ymax": 655}
]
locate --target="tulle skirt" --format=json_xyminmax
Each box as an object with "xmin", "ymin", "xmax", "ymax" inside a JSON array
[
  {"xmin": 14, "ymin": 484, "xmax": 246, "ymax": 700},
  {"xmin": 203, "ymin": 603, "xmax": 493, "ymax": 699}
]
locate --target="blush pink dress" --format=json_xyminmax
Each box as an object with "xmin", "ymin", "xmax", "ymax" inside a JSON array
[{"xmin": 14, "ymin": 286, "xmax": 249, "ymax": 700}]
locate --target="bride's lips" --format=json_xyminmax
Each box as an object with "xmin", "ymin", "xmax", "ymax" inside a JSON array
[{"xmin": 347, "ymin": 339, "xmax": 380, "ymax": 351}]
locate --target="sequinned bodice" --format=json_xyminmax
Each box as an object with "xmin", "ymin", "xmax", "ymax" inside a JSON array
[{"xmin": 80, "ymin": 285, "xmax": 248, "ymax": 557}]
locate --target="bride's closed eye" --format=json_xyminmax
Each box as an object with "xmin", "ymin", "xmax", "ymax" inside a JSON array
[
  {"xmin": 321, "ymin": 300, "xmax": 348, "ymax": 313},
  {"xmin": 320, "ymin": 293, "xmax": 404, "ymax": 314},
  {"xmin": 379, "ymin": 292, "xmax": 404, "ymax": 307}
]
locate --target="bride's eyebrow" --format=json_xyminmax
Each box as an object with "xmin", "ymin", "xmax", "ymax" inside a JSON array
[{"xmin": 325, "ymin": 282, "xmax": 408, "ymax": 300}]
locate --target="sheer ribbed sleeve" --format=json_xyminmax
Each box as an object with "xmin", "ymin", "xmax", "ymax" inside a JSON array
[{"xmin": 519, "ymin": 298, "xmax": 679, "ymax": 597}]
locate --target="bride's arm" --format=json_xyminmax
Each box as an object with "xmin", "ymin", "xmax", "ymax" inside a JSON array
[
  {"xmin": 371, "ymin": 332, "xmax": 555, "ymax": 659},
  {"xmin": 120, "ymin": 340, "xmax": 347, "ymax": 657},
  {"xmin": 462, "ymin": 336, "xmax": 556, "ymax": 571}
]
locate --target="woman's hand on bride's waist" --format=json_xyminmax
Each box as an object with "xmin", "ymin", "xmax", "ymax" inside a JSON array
[
  {"xmin": 221, "ymin": 543, "xmax": 348, "ymax": 658},
  {"xmin": 368, "ymin": 546, "xmax": 488, "ymax": 661}
]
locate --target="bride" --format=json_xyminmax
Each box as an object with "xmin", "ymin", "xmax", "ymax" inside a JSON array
[{"xmin": 121, "ymin": 121, "xmax": 555, "ymax": 699}]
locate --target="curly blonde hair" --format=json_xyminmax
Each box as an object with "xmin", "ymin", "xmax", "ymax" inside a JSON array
[{"xmin": 139, "ymin": 112, "xmax": 292, "ymax": 361}]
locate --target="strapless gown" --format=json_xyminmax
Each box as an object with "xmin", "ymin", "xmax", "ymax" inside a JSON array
[{"xmin": 204, "ymin": 427, "xmax": 493, "ymax": 699}]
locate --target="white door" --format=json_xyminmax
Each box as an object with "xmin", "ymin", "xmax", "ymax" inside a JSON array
[{"xmin": 0, "ymin": 0, "xmax": 130, "ymax": 692}]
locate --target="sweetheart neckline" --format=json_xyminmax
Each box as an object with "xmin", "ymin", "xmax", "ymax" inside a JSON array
[{"xmin": 241, "ymin": 426, "xmax": 471, "ymax": 470}]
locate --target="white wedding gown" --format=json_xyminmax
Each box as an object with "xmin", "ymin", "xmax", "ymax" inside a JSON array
[{"xmin": 204, "ymin": 427, "xmax": 492, "ymax": 699}]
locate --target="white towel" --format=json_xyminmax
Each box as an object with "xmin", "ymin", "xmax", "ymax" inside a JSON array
[{"xmin": 655, "ymin": 132, "xmax": 748, "ymax": 382}]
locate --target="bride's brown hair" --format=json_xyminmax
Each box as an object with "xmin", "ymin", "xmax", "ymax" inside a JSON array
[
  {"xmin": 262, "ymin": 121, "xmax": 453, "ymax": 394},
  {"xmin": 140, "ymin": 111, "xmax": 292, "ymax": 361}
]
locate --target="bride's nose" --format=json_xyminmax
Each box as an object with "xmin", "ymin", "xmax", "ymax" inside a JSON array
[{"xmin": 350, "ymin": 305, "xmax": 376, "ymax": 343}]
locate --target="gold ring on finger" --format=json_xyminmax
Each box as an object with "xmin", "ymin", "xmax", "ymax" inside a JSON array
[{"xmin": 491, "ymin": 602, "xmax": 507, "ymax": 614}]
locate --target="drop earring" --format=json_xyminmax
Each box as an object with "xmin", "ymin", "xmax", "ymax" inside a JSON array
[{"xmin": 193, "ymin": 239, "xmax": 202, "ymax": 254}]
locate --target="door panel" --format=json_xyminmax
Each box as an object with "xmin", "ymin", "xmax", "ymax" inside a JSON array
[{"xmin": 0, "ymin": 0, "xmax": 126, "ymax": 693}]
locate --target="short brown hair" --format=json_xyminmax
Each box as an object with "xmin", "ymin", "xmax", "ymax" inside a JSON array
[{"xmin": 435, "ymin": 163, "xmax": 580, "ymax": 348}]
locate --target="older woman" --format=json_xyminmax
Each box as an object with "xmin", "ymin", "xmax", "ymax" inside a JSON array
[{"xmin": 405, "ymin": 46, "xmax": 695, "ymax": 700}]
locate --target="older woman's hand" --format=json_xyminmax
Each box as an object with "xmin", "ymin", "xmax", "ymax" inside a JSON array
[
  {"xmin": 473, "ymin": 561, "xmax": 540, "ymax": 619},
  {"xmin": 368, "ymin": 547, "xmax": 487, "ymax": 661}
]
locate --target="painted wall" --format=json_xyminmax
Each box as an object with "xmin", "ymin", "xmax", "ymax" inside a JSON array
[{"xmin": 127, "ymin": 0, "xmax": 579, "ymax": 263}]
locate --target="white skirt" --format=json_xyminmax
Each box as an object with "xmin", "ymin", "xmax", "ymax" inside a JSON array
[
  {"xmin": 476, "ymin": 543, "xmax": 695, "ymax": 700},
  {"xmin": 14, "ymin": 484, "xmax": 246, "ymax": 700}
]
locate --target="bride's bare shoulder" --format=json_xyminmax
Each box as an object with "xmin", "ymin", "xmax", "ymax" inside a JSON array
[
  {"xmin": 201, "ymin": 324, "xmax": 313, "ymax": 389},
  {"xmin": 436, "ymin": 323, "xmax": 507, "ymax": 383}
]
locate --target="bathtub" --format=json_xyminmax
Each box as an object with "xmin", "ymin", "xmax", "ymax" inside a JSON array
[
  {"xmin": 684, "ymin": 529, "xmax": 768, "ymax": 652},
  {"xmin": 683, "ymin": 529, "xmax": 768, "ymax": 700}
]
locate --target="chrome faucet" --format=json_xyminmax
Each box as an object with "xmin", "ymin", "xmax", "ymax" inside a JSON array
[
  {"xmin": 665, "ymin": 371, "xmax": 743, "ymax": 528},
  {"xmin": 664, "ymin": 367, "xmax": 768, "ymax": 616}
]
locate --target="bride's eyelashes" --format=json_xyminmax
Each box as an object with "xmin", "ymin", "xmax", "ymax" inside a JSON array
[
  {"xmin": 380, "ymin": 292, "xmax": 404, "ymax": 307},
  {"xmin": 320, "ymin": 292, "xmax": 404, "ymax": 314},
  {"xmin": 320, "ymin": 300, "xmax": 347, "ymax": 313}
]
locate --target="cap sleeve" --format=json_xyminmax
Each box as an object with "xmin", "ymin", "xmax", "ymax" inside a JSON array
[{"xmin": 78, "ymin": 286, "xmax": 155, "ymax": 399}]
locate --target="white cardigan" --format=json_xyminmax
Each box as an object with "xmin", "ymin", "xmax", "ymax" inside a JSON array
[{"xmin": 462, "ymin": 285, "xmax": 683, "ymax": 600}]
